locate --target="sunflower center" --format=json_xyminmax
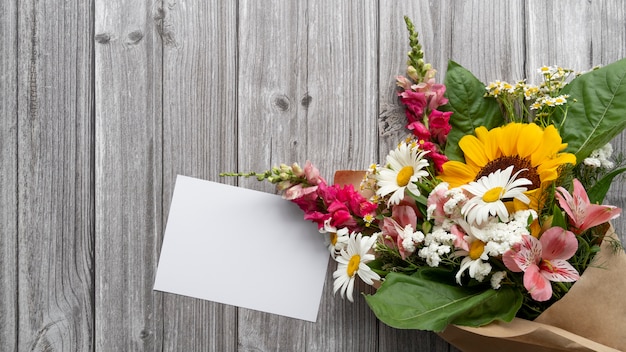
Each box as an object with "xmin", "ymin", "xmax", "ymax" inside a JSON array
[
  {"xmin": 482, "ymin": 187, "xmax": 503, "ymax": 203},
  {"xmin": 475, "ymin": 155, "xmax": 541, "ymax": 189},
  {"xmin": 330, "ymin": 233, "xmax": 338, "ymax": 246},
  {"xmin": 469, "ymin": 240, "xmax": 486, "ymax": 260},
  {"xmin": 396, "ymin": 166, "xmax": 414, "ymax": 187},
  {"xmin": 347, "ymin": 255, "xmax": 361, "ymax": 277}
]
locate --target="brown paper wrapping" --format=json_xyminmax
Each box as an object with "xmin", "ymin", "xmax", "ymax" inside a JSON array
[{"xmin": 334, "ymin": 170, "xmax": 626, "ymax": 352}]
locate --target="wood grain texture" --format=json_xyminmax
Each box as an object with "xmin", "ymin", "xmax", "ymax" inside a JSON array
[
  {"xmin": 94, "ymin": 0, "xmax": 163, "ymax": 350},
  {"xmin": 0, "ymin": 1, "xmax": 625, "ymax": 351},
  {"xmin": 160, "ymin": 1, "xmax": 238, "ymax": 351},
  {"xmin": 0, "ymin": 0, "xmax": 18, "ymax": 350},
  {"xmin": 527, "ymin": 0, "xmax": 626, "ymax": 244},
  {"xmin": 237, "ymin": 1, "xmax": 380, "ymax": 351},
  {"xmin": 14, "ymin": 0, "xmax": 95, "ymax": 351}
]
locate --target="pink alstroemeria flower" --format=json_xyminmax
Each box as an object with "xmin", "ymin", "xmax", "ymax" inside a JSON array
[
  {"xmin": 555, "ymin": 178, "xmax": 621, "ymax": 234},
  {"xmin": 503, "ymin": 227, "xmax": 580, "ymax": 301}
]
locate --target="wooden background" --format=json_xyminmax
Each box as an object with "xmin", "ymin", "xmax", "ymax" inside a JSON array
[{"xmin": 2, "ymin": 0, "xmax": 625, "ymax": 351}]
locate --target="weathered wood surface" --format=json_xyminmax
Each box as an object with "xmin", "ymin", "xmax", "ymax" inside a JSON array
[{"xmin": 2, "ymin": 1, "xmax": 625, "ymax": 351}]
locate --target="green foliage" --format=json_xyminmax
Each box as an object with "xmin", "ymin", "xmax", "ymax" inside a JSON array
[
  {"xmin": 441, "ymin": 61, "xmax": 504, "ymax": 161},
  {"xmin": 555, "ymin": 58, "xmax": 626, "ymax": 162},
  {"xmin": 587, "ymin": 166, "xmax": 626, "ymax": 204},
  {"xmin": 364, "ymin": 269, "xmax": 523, "ymax": 332}
]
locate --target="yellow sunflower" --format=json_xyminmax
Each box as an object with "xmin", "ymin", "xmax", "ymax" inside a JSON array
[{"xmin": 439, "ymin": 122, "xmax": 576, "ymax": 211}]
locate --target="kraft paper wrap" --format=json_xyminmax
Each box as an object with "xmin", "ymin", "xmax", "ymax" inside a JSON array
[{"xmin": 334, "ymin": 170, "xmax": 626, "ymax": 352}]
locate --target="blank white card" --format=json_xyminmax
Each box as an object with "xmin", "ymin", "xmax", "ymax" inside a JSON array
[{"xmin": 154, "ymin": 175, "xmax": 329, "ymax": 322}]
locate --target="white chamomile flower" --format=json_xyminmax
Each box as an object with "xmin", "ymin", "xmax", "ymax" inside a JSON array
[
  {"xmin": 376, "ymin": 142, "xmax": 430, "ymax": 205},
  {"xmin": 461, "ymin": 166, "xmax": 532, "ymax": 226},
  {"xmin": 332, "ymin": 232, "xmax": 380, "ymax": 302},
  {"xmin": 321, "ymin": 221, "xmax": 350, "ymax": 257},
  {"xmin": 455, "ymin": 238, "xmax": 492, "ymax": 284}
]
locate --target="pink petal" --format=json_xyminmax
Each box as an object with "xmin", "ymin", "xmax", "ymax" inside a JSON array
[
  {"xmin": 539, "ymin": 259, "xmax": 580, "ymax": 282},
  {"xmin": 555, "ymin": 186, "xmax": 576, "ymax": 223},
  {"xmin": 540, "ymin": 227, "xmax": 578, "ymax": 260},
  {"xmin": 579, "ymin": 204, "xmax": 621, "ymax": 232},
  {"xmin": 392, "ymin": 204, "xmax": 418, "ymax": 229},
  {"xmin": 502, "ymin": 246, "xmax": 522, "ymax": 272},
  {"xmin": 524, "ymin": 264, "xmax": 553, "ymax": 302},
  {"xmin": 572, "ymin": 178, "xmax": 590, "ymax": 205},
  {"xmin": 503, "ymin": 235, "xmax": 540, "ymax": 272}
]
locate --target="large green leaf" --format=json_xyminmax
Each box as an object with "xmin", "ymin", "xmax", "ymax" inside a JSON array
[
  {"xmin": 557, "ymin": 58, "xmax": 626, "ymax": 162},
  {"xmin": 441, "ymin": 61, "xmax": 504, "ymax": 162},
  {"xmin": 364, "ymin": 269, "xmax": 522, "ymax": 332}
]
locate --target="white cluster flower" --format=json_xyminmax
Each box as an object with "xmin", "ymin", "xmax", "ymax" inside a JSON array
[
  {"xmin": 583, "ymin": 143, "xmax": 614, "ymax": 169},
  {"xmin": 443, "ymin": 187, "xmax": 467, "ymax": 217},
  {"xmin": 398, "ymin": 225, "xmax": 425, "ymax": 256},
  {"xmin": 470, "ymin": 209, "xmax": 536, "ymax": 256},
  {"xmin": 490, "ymin": 271, "xmax": 507, "ymax": 289},
  {"xmin": 417, "ymin": 227, "xmax": 455, "ymax": 267}
]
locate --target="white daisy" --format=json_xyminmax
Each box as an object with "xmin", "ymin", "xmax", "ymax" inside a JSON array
[
  {"xmin": 376, "ymin": 142, "xmax": 430, "ymax": 205},
  {"xmin": 455, "ymin": 238, "xmax": 492, "ymax": 284},
  {"xmin": 332, "ymin": 232, "xmax": 380, "ymax": 302},
  {"xmin": 461, "ymin": 166, "xmax": 532, "ymax": 226},
  {"xmin": 320, "ymin": 221, "xmax": 350, "ymax": 258}
]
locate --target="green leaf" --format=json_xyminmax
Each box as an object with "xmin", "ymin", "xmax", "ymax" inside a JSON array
[
  {"xmin": 587, "ymin": 166, "xmax": 626, "ymax": 204},
  {"xmin": 556, "ymin": 58, "xmax": 626, "ymax": 162},
  {"xmin": 441, "ymin": 61, "xmax": 504, "ymax": 162},
  {"xmin": 364, "ymin": 269, "xmax": 522, "ymax": 332},
  {"xmin": 551, "ymin": 203, "xmax": 568, "ymax": 229}
]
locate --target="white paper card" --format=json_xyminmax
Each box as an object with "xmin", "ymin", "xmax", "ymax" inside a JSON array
[{"xmin": 154, "ymin": 175, "xmax": 329, "ymax": 322}]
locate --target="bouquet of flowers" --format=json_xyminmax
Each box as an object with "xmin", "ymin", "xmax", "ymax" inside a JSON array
[{"xmin": 222, "ymin": 17, "xmax": 626, "ymax": 351}]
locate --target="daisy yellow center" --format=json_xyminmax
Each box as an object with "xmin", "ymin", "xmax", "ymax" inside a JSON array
[
  {"xmin": 330, "ymin": 233, "xmax": 337, "ymax": 246},
  {"xmin": 469, "ymin": 240, "xmax": 486, "ymax": 260},
  {"xmin": 396, "ymin": 166, "xmax": 414, "ymax": 187},
  {"xmin": 347, "ymin": 254, "xmax": 361, "ymax": 277},
  {"xmin": 482, "ymin": 187, "xmax": 503, "ymax": 203}
]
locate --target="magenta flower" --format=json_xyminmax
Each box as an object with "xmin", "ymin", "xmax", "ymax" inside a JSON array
[
  {"xmin": 427, "ymin": 109, "xmax": 452, "ymax": 145},
  {"xmin": 406, "ymin": 121, "xmax": 431, "ymax": 141},
  {"xmin": 399, "ymin": 90, "xmax": 428, "ymax": 123},
  {"xmin": 555, "ymin": 178, "xmax": 621, "ymax": 234},
  {"xmin": 503, "ymin": 227, "xmax": 580, "ymax": 301}
]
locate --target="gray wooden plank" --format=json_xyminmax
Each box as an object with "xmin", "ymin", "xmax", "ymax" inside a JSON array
[
  {"xmin": 0, "ymin": 0, "xmax": 18, "ymax": 350},
  {"xmin": 525, "ymin": 0, "xmax": 594, "ymax": 83},
  {"xmin": 588, "ymin": 0, "xmax": 626, "ymax": 242},
  {"xmin": 15, "ymin": 0, "xmax": 95, "ymax": 350},
  {"xmin": 378, "ymin": 2, "xmax": 459, "ymax": 351},
  {"xmin": 236, "ymin": 2, "xmax": 312, "ymax": 350},
  {"xmin": 526, "ymin": 0, "xmax": 626, "ymax": 243},
  {"xmin": 94, "ymin": 1, "xmax": 163, "ymax": 350},
  {"xmin": 160, "ymin": 1, "xmax": 238, "ymax": 350},
  {"xmin": 304, "ymin": 1, "xmax": 381, "ymax": 351},
  {"xmin": 378, "ymin": 1, "xmax": 523, "ymax": 349},
  {"xmin": 236, "ymin": 1, "xmax": 379, "ymax": 351}
]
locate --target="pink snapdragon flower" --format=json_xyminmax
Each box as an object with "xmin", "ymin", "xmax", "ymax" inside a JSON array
[
  {"xmin": 428, "ymin": 109, "xmax": 452, "ymax": 145},
  {"xmin": 399, "ymin": 90, "xmax": 428, "ymax": 124},
  {"xmin": 302, "ymin": 183, "xmax": 377, "ymax": 232},
  {"xmin": 503, "ymin": 227, "xmax": 580, "ymax": 301},
  {"xmin": 555, "ymin": 178, "xmax": 621, "ymax": 234}
]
